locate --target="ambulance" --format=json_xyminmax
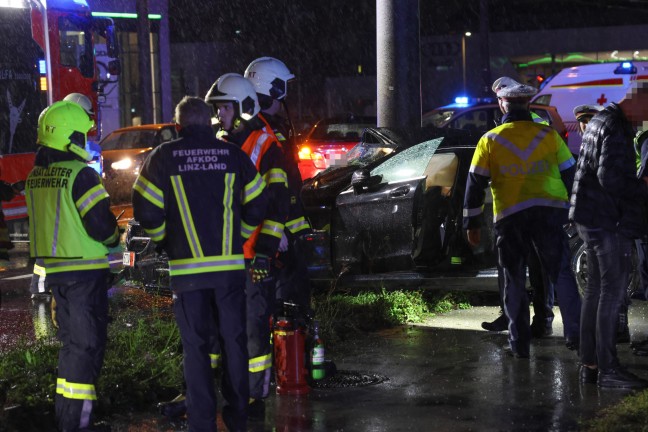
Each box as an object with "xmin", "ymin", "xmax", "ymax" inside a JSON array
[{"xmin": 532, "ymin": 61, "xmax": 648, "ymax": 153}]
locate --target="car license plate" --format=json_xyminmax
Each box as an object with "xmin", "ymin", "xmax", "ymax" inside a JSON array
[{"xmin": 122, "ymin": 252, "xmax": 135, "ymax": 267}]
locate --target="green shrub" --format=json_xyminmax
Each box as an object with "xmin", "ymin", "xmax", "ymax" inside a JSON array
[
  {"xmin": 0, "ymin": 292, "xmax": 182, "ymax": 413},
  {"xmin": 312, "ymin": 288, "xmax": 471, "ymax": 342}
]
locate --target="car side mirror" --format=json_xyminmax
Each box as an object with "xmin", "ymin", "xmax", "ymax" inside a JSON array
[{"xmin": 351, "ymin": 168, "xmax": 381, "ymax": 194}]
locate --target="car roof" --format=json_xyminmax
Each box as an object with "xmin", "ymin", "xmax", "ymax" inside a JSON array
[
  {"xmin": 431, "ymin": 101, "xmax": 558, "ymax": 112},
  {"xmin": 107, "ymin": 123, "xmax": 176, "ymax": 134},
  {"xmin": 317, "ymin": 115, "xmax": 377, "ymax": 124}
]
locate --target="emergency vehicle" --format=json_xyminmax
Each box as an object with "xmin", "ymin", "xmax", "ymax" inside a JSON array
[
  {"xmin": 532, "ymin": 61, "xmax": 648, "ymax": 153},
  {"xmin": 0, "ymin": 0, "xmax": 119, "ymax": 241}
]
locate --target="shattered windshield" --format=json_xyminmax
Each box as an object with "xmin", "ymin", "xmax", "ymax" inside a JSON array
[{"xmin": 371, "ymin": 137, "xmax": 444, "ymax": 183}]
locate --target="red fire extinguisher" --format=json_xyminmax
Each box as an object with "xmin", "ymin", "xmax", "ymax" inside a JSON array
[{"xmin": 273, "ymin": 312, "xmax": 310, "ymax": 395}]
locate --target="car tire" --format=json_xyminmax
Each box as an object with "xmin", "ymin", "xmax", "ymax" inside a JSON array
[{"xmin": 569, "ymin": 236, "xmax": 639, "ymax": 298}]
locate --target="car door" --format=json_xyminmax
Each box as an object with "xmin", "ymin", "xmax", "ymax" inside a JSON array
[{"xmin": 333, "ymin": 138, "xmax": 444, "ymax": 274}]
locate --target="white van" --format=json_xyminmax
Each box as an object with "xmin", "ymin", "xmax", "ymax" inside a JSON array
[{"xmin": 532, "ymin": 61, "xmax": 648, "ymax": 153}]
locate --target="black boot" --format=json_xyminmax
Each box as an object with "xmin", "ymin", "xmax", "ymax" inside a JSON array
[
  {"xmin": 157, "ymin": 393, "xmax": 187, "ymax": 418},
  {"xmin": 481, "ymin": 313, "xmax": 508, "ymax": 332}
]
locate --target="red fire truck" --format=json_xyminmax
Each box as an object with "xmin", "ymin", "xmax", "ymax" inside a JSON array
[{"xmin": 0, "ymin": 0, "xmax": 119, "ymax": 241}]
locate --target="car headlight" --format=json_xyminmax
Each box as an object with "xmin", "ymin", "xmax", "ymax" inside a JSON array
[{"xmin": 111, "ymin": 158, "xmax": 133, "ymax": 170}]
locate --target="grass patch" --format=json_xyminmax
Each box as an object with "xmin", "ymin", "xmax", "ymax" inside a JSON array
[
  {"xmin": 313, "ymin": 287, "xmax": 473, "ymax": 342},
  {"xmin": 0, "ymin": 290, "xmax": 183, "ymax": 416},
  {"xmin": 582, "ymin": 390, "xmax": 648, "ymax": 431}
]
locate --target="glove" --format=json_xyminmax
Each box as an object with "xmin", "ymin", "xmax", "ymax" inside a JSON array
[
  {"xmin": 249, "ymin": 254, "xmax": 271, "ymax": 284},
  {"xmin": 278, "ymin": 232, "xmax": 289, "ymax": 252}
]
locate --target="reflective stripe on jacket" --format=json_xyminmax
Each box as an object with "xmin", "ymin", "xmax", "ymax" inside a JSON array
[
  {"xmin": 132, "ymin": 125, "xmax": 268, "ymax": 284},
  {"xmin": 239, "ymin": 128, "xmax": 290, "ymax": 258},
  {"xmin": 26, "ymin": 160, "xmax": 112, "ymax": 274}
]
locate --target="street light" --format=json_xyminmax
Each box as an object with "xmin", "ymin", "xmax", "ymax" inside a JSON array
[{"xmin": 462, "ymin": 31, "xmax": 472, "ymax": 95}]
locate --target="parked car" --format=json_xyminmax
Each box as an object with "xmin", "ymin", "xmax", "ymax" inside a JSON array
[
  {"xmin": 100, "ymin": 123, "xmax": 178, "ymax": 205},
  {"xmin": 297, "ymin": 115, "xmax": 376, "ymax": 180},
  {"xmin": 422, "ymin": 99, "xmax": 568, "ymax": 149}
]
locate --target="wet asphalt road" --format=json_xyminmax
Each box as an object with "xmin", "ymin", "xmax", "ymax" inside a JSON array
[{"xmin": 2, "ymin": 244, "xmax": 648, "ymax": 431}]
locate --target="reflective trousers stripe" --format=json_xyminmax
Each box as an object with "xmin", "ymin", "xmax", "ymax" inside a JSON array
[
  {"xmin": 210, "ymin": 353, "xmax": 221, "ymax": 369},
  {"xmin": 56, "ymin": 377, "xmax": 97, "ymax": 400},
  {"xmin": 249, "ymin": 353, "xmax": 272, "ymax": 373}
]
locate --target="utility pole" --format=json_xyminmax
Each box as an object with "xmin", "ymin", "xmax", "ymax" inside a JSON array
[
  {"xmin": 376, "ymin": 0, "xmax": 421, "ymax": 129},
  {"xmin": 137, "ymin": 0, "xmax": 153, "ymax": 124},
  {"xmin": 479, "ymin": 0, "xmax": 491, "ymax": 97}
]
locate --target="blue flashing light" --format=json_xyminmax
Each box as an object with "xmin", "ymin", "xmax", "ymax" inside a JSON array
[
  {"xmin": 614, "ymin": 61, "xmax": 637, "ymax": 74},
  {"xmin": 454, "ymin": 96, "xmax": 469, "ymax": 105},
  {"xmin": 38, "ymin": 60, "xmax": 46, "ymax": 74}
]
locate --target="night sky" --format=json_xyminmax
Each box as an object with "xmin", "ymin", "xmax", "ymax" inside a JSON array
[{"xmin": 166, "ymin": 0, "xmax": 648, "ymax": 119}]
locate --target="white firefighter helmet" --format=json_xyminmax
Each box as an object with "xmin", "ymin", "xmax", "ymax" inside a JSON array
[
  {"xmin": 244, "ymin": 57, "xmax": 294, "ymax": 100},
  {"xmin": 205, "ymin": 73, "xmax": 260, "ymax": 121},
  {"xmin": 63, "ymin": 92, "xmax": 94, "ymax": 116}
]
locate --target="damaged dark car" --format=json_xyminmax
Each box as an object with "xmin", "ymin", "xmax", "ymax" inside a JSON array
[{"xmin": 121, "ymin": 126, "xmax": 498, "ymax": 292}]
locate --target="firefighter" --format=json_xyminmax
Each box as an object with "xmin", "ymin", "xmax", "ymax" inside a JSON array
[
  {"xmin": 464, "ymin": 83, "xmax": 577, "ymax": 358},
  {"xmin": 206, "ymin": 73, "xmax": 290, "ymax": 418},
  {"xmin": 26, "ymin": 100, "xmax": 118, "ymax": 432},
  {"xmin": 244, "ymin": 57, "xmax": 313, "ymax": 310},
  {"xmin": 30, "ymin": 94, "xmax": 98, "ymax": 300},
  {"xmin": 133, "ymin": 96, "xmax": 268, "ymax": 431}
]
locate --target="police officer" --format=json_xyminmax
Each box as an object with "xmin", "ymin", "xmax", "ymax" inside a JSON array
[
  {"xmin": 132, "ymin": 96, "xmax": 268, "ymax": 431},
  {"xmin": 206, "ymin": 73, "xmax": 290, "ymax": 418},
  {"xmin": 574, "ymin": 104, "xmax": 604, "ymax": 135},
  {"xmin": 481, "ymin": 77, "xmax": 557, "ymax": 337},
  {"xmin": 464, "ymin": 83, "xmax": 577, "ymax": 358},
  {"xmin": 244, "ymin": 57, "xmax": 313, "ymax": 310},
  {"xmin": 26, "ymin": 100, "xmax": 119, "ymax": 432}
]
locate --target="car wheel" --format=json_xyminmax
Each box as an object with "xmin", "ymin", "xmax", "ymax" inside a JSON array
[{"xmin": 569, "ymin": 236, "xmax": 639, "ymax": 298}]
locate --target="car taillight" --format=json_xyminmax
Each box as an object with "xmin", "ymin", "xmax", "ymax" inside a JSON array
[
  {"xmin": 312, "ymin": 152, "xmax": 326, "ymax": 169},
  {"xmin": 299, "ymin": 146, "xmax": 312, "ymax": 160}
]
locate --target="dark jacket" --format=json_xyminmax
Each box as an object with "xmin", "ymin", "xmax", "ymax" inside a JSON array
[
  {"xmin": 569, "ymin": 103, "xmax": 648, "ymax": 238},
  {"xmin": 259, "ymin": 113, "xmax": 311, "ymax": 238},
  {"xmin": 132, "ymin": 125, "xmax": 268, "ymax": 291},
  {"xmin": 225, "ymin": 120, "xmax": 290, "ymax": 257}
]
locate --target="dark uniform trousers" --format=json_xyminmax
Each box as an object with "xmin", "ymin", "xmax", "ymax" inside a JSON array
[
  {"xmin": 173, "ymin": 284, "xmax": 248, "ymax": 432},
  {"xmin": 528, "ymin": 233, "xmax": 582, "ymax": 339},
  {"xmin": 275, "ymin": 235, "xmax": 312, "ymax": 310},
  {"xmin": 245, "ymin": 260, "xmax": 274, "ymax": 400},
  {"xmin": 494, "ymin": 207, "xmax": 565, "ymax": 356},
  {"xmin": 51, "ymin": 272, "xmax": 109, "ymax": 432}
]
